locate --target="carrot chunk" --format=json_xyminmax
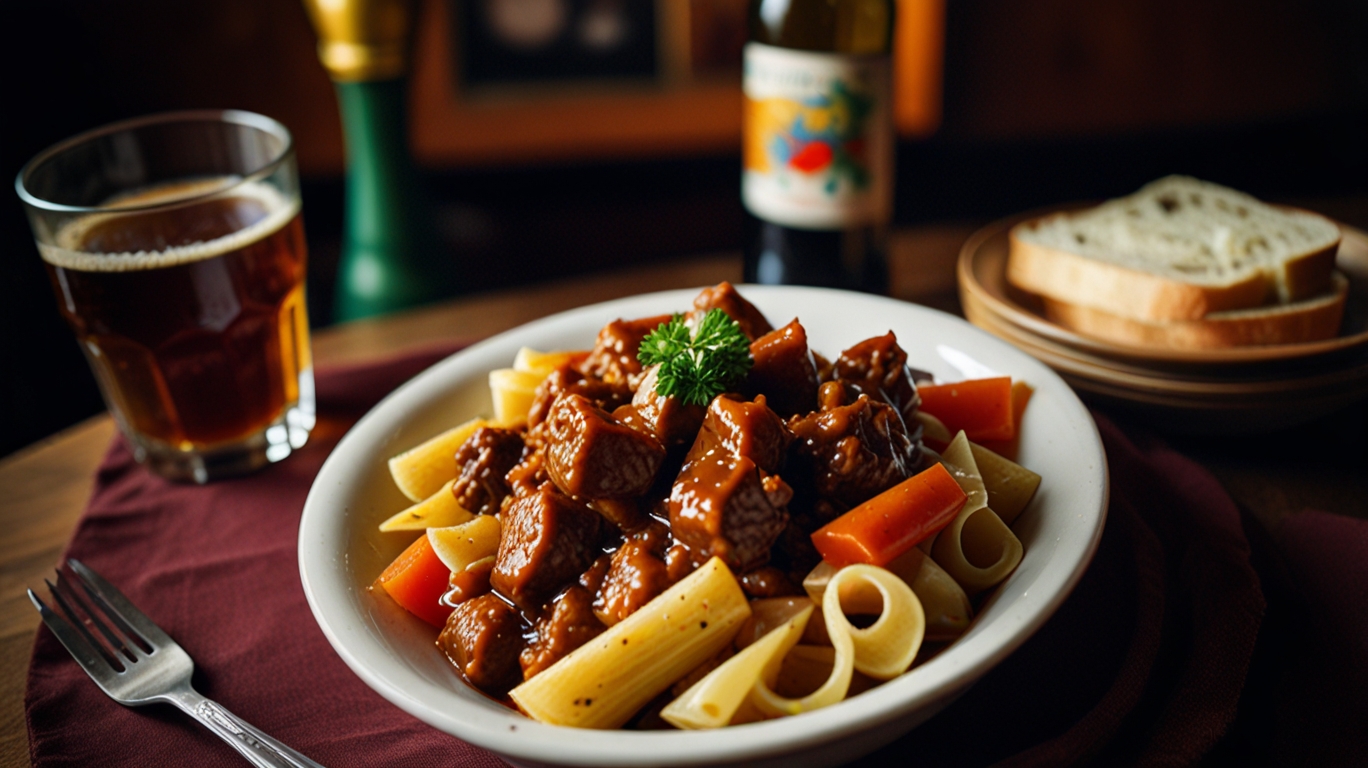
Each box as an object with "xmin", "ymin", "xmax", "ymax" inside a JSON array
[
  {"xmin": 378, "ymin": 534, "xmax": 455, "ymax": 627},
  {"xmin": 977, "ymin": 381, "xmax": 1034, "ymax": 460},
  {"xmin": 916, "ymin": 377, "xmax": 1015, "ymax": 442},
  {"xmin": 811, "ymin": 462, "xmax": 969, "ymax": 568}
]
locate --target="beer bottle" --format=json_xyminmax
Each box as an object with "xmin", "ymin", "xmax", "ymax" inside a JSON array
[
  {"xmin": 304, "ymin": 0, "xmax": 456, "ymax": 320},
  {"xmin": 742, "ymin": 0, "xmax": 895, "ymax": 293}
]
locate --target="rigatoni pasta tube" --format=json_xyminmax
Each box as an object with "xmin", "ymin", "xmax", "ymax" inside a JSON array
[
  {"xmin": 811, "ymin": 564, "xmax": 925, "ymax": 680},
  {"xmin": 969, "ymin": 441, "xmax": 1041, "ymax": 526},
  {"xmin": 932, "ymin": 432, "xmax": 1023, "ymax": 594},
  {"xmin": 509, "ymin": 557, "xmax": 751, "ymax": 729},
  {"xmin": 751, "ymin": 608, "xmax": 852, "ymax": 718},
  {"xmin": 772, "ymin": 646, "xmax": 879, "ymax": 701},
  {"xmin": 885, "ymin": 548, "xmax": 971, "ymax": 642},
  {"xmin": 661, "ymin": 606, "xmax": 814, "ymax": 729},
  {"xmin": 805, "ymin": 548, "xmax": 970, "ymax": 643}
]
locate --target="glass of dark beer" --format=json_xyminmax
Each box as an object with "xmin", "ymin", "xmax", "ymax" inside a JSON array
[{"xmin": 17, "ymin": 111, "xmax": 314, "ymax": 482}]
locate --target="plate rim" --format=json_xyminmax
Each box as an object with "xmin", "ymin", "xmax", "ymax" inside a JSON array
[{"xmin": 963, "ymin": 289, "xmax": 1368, "ymax": 397}]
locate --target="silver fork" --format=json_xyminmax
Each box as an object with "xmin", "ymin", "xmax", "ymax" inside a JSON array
[{"xmin": 28, "ymin": 559, "xmax": 325, "ymax": 768}]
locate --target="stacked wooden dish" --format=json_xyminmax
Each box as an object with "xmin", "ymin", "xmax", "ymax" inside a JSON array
[{"xmin": 958, "ymin": 215, "xmax": 1368, "ymax": 434}]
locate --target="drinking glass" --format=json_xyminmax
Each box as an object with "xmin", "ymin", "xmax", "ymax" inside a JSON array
[{"xmin": 17, "ymin": 111, "xmax": 315, "ymax": 482}]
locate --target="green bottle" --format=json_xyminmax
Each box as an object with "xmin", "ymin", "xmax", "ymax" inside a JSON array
[{"xmin": 303, "ymin": 0, "xmax": 455, "ymax": 320}]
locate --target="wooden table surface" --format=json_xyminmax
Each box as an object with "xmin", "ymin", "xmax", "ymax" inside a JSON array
[{"xmin": 3, "ymin": 225, "xmax": 1365, "ymax": 767}]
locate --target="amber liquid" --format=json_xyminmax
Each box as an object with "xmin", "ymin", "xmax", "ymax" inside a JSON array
[{"xmin": 43, "ymin": 181, "xmax": 311, "ymax": 449}]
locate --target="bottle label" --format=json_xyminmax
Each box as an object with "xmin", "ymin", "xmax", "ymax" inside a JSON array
[{"xmin": 742, "ymin": 42, "xmax": 893, "ymax": 230}]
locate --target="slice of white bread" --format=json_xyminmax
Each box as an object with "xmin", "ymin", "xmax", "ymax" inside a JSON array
[
  {"xmin": 1041, "ymin": 271, "xmax": 1348, "ymax": 350},
  {"xmin": 1007, "ymin": 176, "xmax": 1341, "ymax": 321}
]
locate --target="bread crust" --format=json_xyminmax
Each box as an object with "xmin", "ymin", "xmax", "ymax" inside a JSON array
[
  {"xmin": 1007, "ymin": 220, "xmax": 1270, "ymax": 321},
  {"xmin": 1280, "ymin": 241, "xmax": 1340, "ymax": 302},
  {"xmin": 1040, "ymin": 272, "xmax": 1349, "ymax": 350},
  {"xmin": 1006, "ymin": 200, "xmax": 1342, "ymax": 321}
]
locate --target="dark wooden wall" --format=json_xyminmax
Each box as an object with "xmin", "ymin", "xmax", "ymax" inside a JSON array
[{"xmin": 4, "ymin": 0, "xmax": 1366, "ymax": 456}]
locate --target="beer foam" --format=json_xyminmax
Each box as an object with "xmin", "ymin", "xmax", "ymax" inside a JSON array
[{"xmin": 40, "ymin": 179, "xmax": 301, "ymax": 272}]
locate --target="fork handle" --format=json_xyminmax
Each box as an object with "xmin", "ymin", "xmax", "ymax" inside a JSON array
[{"xmin": 167, "ymin": 690, "xmax": 325, "ymax": 768}]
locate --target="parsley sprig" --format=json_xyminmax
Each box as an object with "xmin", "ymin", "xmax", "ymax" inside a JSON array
[{"xmin": 638, "ymin": 309, "xmax": 752, "ymax": 406}]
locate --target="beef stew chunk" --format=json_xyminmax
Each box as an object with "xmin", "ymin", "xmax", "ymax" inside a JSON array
[
  {"xmin": 452, "ymin": 427, "xmax": 525, "ymax": 516},
  {"xmin": 745, "ymin": 320, "xmax": 819, "ymax": 418},
  {"xmin": 504, "ymin": 447, "xmax": 549, "ymax": 503},
  {"xmin": 668, "ymin": 396, "xmax": 794, "ymax": 572},
  {"xmin": 690, "ymin": 281, "xmax": 774, "ymax": 341},
  {"xmin": 669, "ymin": 455, "xmax": 792, "ymax": 573},
  {"xmin": 665, "ymin": 542, "xmax": 696, "ymax": 583},
  {"xmin": 788, "ymin": 383, "xmax": 923, "ymax": 512},
  {"xmin": 544, "ymin": 394, "xmax": 666, "ymax": 501},
  {"xmin": 771, "ymin": 520, "xmax": 824, "ymax": 582},
  {"xmin": 588, "ymin": 497, "xmax": 648, "ymax": 532},
  {"xmin": 698, "ymin": 395, "xmax": 792, "ymax": 475},
  {"xmin": 593, "ymin": 538, "xmax": 672, "ymax": 626},
  {"xmin": 578, "ymin": 314, "xmax": 674, "ymax": 388},
  {"xmin": 738, "ymin": 566, "xmax": 803, "ymax": 599},
  {"xmin": 528, "ymin": 365, "xmax": 632, "ymax": 430},
  {"xmin": 579, "ymin": 552, "xmax": 612, "ymax": 595},
  {"xmin": 620, "ymin": 365, "xmax": 706, "ymax": 447},
  {"xmin": 439, "ymin": 593, "xmax": 526, "ymax": 694},
  {"xmin": 520, "ymin": 586, "xmax": 606, "ymax": 679},
  {"xmin": 833, "ymin": 332, "xmax": 921, "ymax": 422},
  {"xmin": 443, "ymin": 557, "xmax": 496, "ymax": 606},
  {"xmin": 492, "ymin": 483, "xmax": 604, "ymax": 612}
]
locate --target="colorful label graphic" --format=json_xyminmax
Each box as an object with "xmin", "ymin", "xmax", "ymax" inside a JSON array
[{"xmin": 742, "ymin": 42, "xmax": 892, "ymax": 230}]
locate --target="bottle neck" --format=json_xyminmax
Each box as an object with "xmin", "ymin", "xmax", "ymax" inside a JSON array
[
  {"xmin": 333, "ymin": 79, "xmax": 450, "ymax": 320},
  {"xmin": 749, "ymin": 0, "xmax": 893, "ymax": 54},
  {"xmin": 336, "ymin": 79, "xmax": 422, "ymax": 235}
]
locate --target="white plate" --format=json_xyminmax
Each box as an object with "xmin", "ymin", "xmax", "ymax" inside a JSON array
[{"xmin": 298, "ymin": 285, "xmax": 1109, "ymax": 768}]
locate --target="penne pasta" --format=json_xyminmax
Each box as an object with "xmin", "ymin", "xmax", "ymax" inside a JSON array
[
  {"xmin": 426, "ymin": 515, "xmax": 501, "ymax": 573},
  {"xmin": 969, "ymin": 442, "xmax": 1041, "ymax": 526},
  {"xmin": 509, "ymin": 557, "xmax": 751, "ymax": 729},
  {"xmin": 913, "ymin": 409, "xmax": 953, "ymax": 446},
  {"xmin": 378, "ymin": 478, "xmax": 475, "ymax": 532},
  {"xmin": 489, "ymin": 368, "xmax": 544, "ymax": 426},
  {"xmin": 932, "ymin": 432, "xmax": 1024, "ymax": 594},
  {"xmin": 388, "ymin": 417, "xmax": 489, "ymax": 502},
  {"xmin": 661, "ymin": 605, "xmax": 814, "ymax": 729},
  {"xmin": 513, "ymin": 347, "xmax": 586, "ymax": 375}
]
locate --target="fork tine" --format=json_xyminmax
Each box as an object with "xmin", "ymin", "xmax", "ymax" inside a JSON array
[
  {"xmin": 28, "ymin": 588, "xmax": 120, "ymax": 686},
  {"xmin": 44, "ymin": 578, "xmax": 126, "ymax": 671},
  {"xmin": 67, "ymin": 559, "xmax": 176, "ymax": 649},
  {"xmin": 55, "ymin": 570, "xmax": 143, "ymax": 662}
]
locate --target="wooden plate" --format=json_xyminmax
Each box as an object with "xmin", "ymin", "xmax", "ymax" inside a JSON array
[
  {"xmin": 958, "ymin": 216, "xmax": 1368, "ymax": 366},
  {"xmin": 963, "ymin": 300, "xmax": 1368, "ymax": 432},
  {"xmin": 957, "ymin": 212, "xmax": 1368, "ymax": 432}
]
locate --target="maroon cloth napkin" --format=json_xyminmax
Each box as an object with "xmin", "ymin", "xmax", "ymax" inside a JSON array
[
  {"xmin": 24, "ymin": 348, "xmax": 1368, "ymax": 767},
  {"xmin": 25, "ymin": 344, "xmax": 506, "ymax": 768}
]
